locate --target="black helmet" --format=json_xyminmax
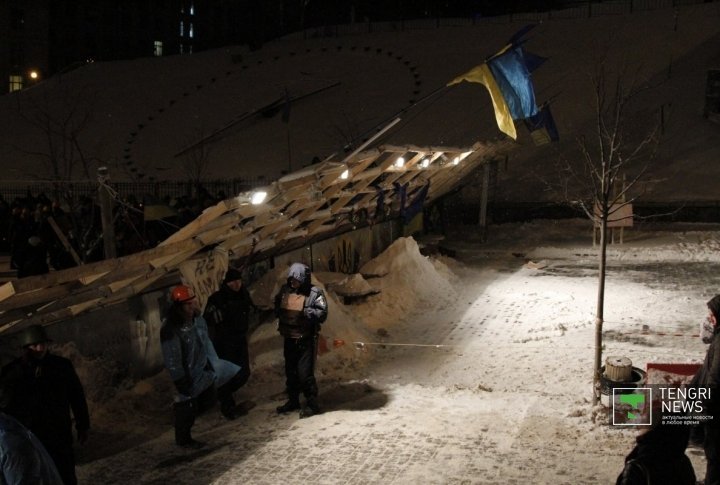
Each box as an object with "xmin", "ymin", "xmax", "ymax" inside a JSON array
[{"xmin": 19, "ymin": 325, "xmax": 52, "ymax": 348}]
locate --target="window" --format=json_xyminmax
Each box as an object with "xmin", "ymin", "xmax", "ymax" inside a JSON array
[
  {"xmin": 10, "ymin": 8, "xmax": 24, "ymax": 29},
  {"xmin": 189, "ymin": 23, "xmax": 193, "ymax": 38},
  {"xmin": 179, "ymin": 21, "xmax": 184, "ymax": 36},
  {"xmin": 154, "ymin": 41, "xmax": 163, "ymax": 56},
  {"xmin": 9, "ymin": 75, "xmax": 23, "ymax": 93},
  {"xmin": 190, "ymin": 3, "xmax": 194, "ymax": 15}
]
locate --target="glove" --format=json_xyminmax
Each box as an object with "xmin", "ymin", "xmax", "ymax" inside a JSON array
[
  {"xmin": 174, "ymin": 377, "xmax": 192, "ymax": 396},
  {"xmin": 77, "ymin": 429, "xmax": 89, "ymax": 445}
]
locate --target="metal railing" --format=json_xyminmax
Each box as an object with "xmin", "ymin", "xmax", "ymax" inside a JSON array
[
  {"xmin": 0, "ymin": 176, "xmax": 268, "ymax": 203},
  {"xmin": 285, "ymin": 0, "xmax": 717, "ymax": 39}
]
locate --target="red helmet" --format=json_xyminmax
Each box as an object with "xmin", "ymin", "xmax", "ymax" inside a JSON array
[{"xmin": 171, "ymin": 285, "xmax": 195, "ymax": 303}]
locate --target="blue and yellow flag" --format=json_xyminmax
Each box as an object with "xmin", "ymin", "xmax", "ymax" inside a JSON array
[
  {"xmin": 448, "ymin": 64, "xmax": 517, "ymax": 139},
  {"xmin": 488, "ymin": 45, "xmax": 539, "ymax": 121},
  {"xmin": 448, "ymin": 25, "xmax": 551, "ymax": 140}
]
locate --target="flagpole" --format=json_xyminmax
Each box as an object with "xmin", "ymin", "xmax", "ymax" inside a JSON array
[
  {"xmin": 286, "ymin": 122, "xmax": 292, "ymax": 173},
  {"xmin": 343, "ymin": 84, "xmax": 450, "ymax": 152}
]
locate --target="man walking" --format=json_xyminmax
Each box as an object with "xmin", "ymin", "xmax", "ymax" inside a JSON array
[
  {"xmin": 0, "ymin": 325, "xmax": 89, "ymax": 485},
  {"xmin": 161, "ymin": 285, "xmax": 247, "ymax": 449}
]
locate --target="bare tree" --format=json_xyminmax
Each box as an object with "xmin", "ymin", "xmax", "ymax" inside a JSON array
[
  {"xmin": 181, "ymin": 127, "xmax": 213, "ymax": 185},
  {"xmin": 10, "ymin": 76, "xmax": 103, "ymax": 264},
  {"xmin": 548, "ymin": 62, "xmax": 661, "ymax": 405},
  {"xmin": 13, "ymin": 76, "xmax": 97, "ymax": 181}
]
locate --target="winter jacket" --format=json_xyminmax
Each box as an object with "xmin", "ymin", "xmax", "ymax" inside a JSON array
[
  {"xmin": 204, "ymin": 284, "xmax": 255, "ymax": 342},
  {"xmin": 274, "ymin": 263, "xmax": 328, "ymax": 339},
  {"xmin": 692, "ymin": 296, "xmax": 720, "ymax": 421},
  {"xmin": 0, "ymin": 353, "xmax": 89, "ymax": 449},
  {"xmin": 615, "ymin": 423, "xmax": 695, "ymax": 485},
  {"xmin": 161, "ymin": 313, "xmax": 241, "ymax": 402},
  {"xmin": 0, "ymin": 412, "xmax": 63, "ymax": 485}
]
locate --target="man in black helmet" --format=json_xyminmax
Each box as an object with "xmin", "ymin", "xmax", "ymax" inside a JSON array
[
  {"xmin": 274, "ymin": 263, "xmax": 328, "ymax": 418},
  {"xmin": 0, "ymin": 324, "xmax": 90, "ymax": 485}
]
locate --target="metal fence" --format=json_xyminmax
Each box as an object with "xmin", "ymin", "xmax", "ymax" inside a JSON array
[
  {"xmin": 0, "ymin": 176, "xmax": 268, "ymax": 204},
  {"xmin": 286, "ymin": 0, "xmax": 717, "ymax": 39}
]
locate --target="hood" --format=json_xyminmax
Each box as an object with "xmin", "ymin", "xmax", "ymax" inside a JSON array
[
  {"xmin": 708, "ymin": 295, "xmax": 720, "ymax": 321},
  {"xmin": 287, "ymin": 263, "xmax": 312, "ymax": 292}
]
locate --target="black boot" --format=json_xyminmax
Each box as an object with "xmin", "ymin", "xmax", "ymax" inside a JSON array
[
  {"xmin": 220, "ymin": 399, "xmax": 238, "ymax": 420},
  {"xmin": 299, "ymin": 397, "xmax": 321, "ymax": 419},
  {"xmin": 174, "ymin": 400, "xmax": 204, "ymax": 447},
  {"xmin": 276, "ymin": 396, "xmax": 301, "ymax": 414}
]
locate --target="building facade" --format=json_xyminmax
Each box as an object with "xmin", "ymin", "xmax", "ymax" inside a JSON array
[{"xmin": 0, "ymin": 0, "xmax": 196, "ymax": 93}]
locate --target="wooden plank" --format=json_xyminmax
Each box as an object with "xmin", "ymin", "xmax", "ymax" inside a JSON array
[
  {"xmin": 317, "ymin": 153, "xmax": 378, "ymax": 190},
  {"xmin": 379, "ymin": 144, "xmax": 476, "ymax": 154},
  {"xmin": 395, "ymin": 152, "xmax": 445, "ymax": 186},
  {"xmin": 47, "ymin": 216, "xmax": 82, "ymax": 266},
  {"xmin": 0, "ymin": 283, "xmax": 76, "ymax": 313},
  {"xmin": 160, "ymin": 199, "xmax": 235, "ymax": 245},
  {"xmin": 216, "ymin": 228, "xmax": 254, "ymax": 253},
  {"xmin": 0, "ymin": 282, "xmax": 16, "ymax": 303},
  {"xmin": 320, "ymin": 155, "xmax": 380, "ymax": 200},
  {"xmin": 12, "ymin": 247, "xmax": 200, "ymax": 319},
  {"xmin": 3, "ymin": 237, "xmax": 201, "ymax": 295}
]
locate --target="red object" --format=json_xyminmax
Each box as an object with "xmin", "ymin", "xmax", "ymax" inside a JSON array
[
  {"xmin": 645, "ymin": 362, "xmax": 701, "ymax": 386},
  {"xmin": 333, "ymin": 339, "xmax": 345, "ymax": 348},
  {"xmin": 171, "ymin": 285, "xmax": 195, "ymax": 303}
]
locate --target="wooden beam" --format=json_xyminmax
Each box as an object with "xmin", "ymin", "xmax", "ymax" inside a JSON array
[
  {"xmin": 160, "ymin": 199, "xmax": 235, "ymax": 245},
  {"xmin": 0, "ymin": 237, "xmax": 203, "ymax": 299},
  {"xmin": 47, "ymin": 217, "xmax": 82, "ymax": 266}
]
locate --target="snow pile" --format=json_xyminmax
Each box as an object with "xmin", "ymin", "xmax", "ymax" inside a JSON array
[
  {"xmin": 327, "ymin": 273, "xmax": 375, "ymax": 297},
  {"xmin": 248, "ymin": 265, "xmax": 288, "ymax": 310},
  {"xmin": 354, "ymin": 236, "xmax": 458, "ymax": 330}
]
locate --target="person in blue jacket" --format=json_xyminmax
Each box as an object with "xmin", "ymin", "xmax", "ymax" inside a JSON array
[
  {"xmin": 274, "ymin": 263, "xmax": 328, "ymax": 418},
  {"xmin": 161, "ymin": 285, "xmax": 246, "ymax": 449},
  {"xmin": 0, "ymin": 411, "xmax": 63, "ymax": 484}
]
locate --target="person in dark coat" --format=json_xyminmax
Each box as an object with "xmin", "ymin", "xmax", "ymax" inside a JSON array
[
  {"xmin": 690, "ymin": 294, "xmax": 720, "ymax": 484},
  {"xmin": 274, "ymin": 263, "xmax": 328, "ymax": 418},
  {"xmin": 0, "ymin": 411, "xmax": 63, "ymax": 484},
  {"xmin": 615, "ymin": 420, "xmax": 696, "ymax": 485},
  {"xmin": 203, "ymin": 267, "xmax": 256, "ymax": 389},
  {"xmin": 0, "ymin": 325, "xmax": 90, "ymax": 485},
  {"xmin": 161, "ymin": 285, "xmax": 247, "ymax": 449}
]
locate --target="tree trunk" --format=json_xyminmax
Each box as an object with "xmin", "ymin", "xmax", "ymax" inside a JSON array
[{"xmin": 593, "ymin": 216, "xmax": 608, "ymax": 405}]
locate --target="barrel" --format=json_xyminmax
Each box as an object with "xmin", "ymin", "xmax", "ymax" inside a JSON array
[{"xmin": 599, "ymin": 365, "xmax": 647, "ymax": 408}]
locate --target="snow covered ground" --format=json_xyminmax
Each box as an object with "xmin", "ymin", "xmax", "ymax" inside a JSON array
[{"xmin": 72, "ymin": 219, "xmax": 719, "ymax": 484}]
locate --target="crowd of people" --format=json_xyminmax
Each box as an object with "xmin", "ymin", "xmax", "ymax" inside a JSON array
[
  {"xmin": 0, "ymin": 186, "xmax": 224, "ymax": 279},
  {"xmin": 0, "ymin": 262, "xmax": 328, "ymax": 481}
]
